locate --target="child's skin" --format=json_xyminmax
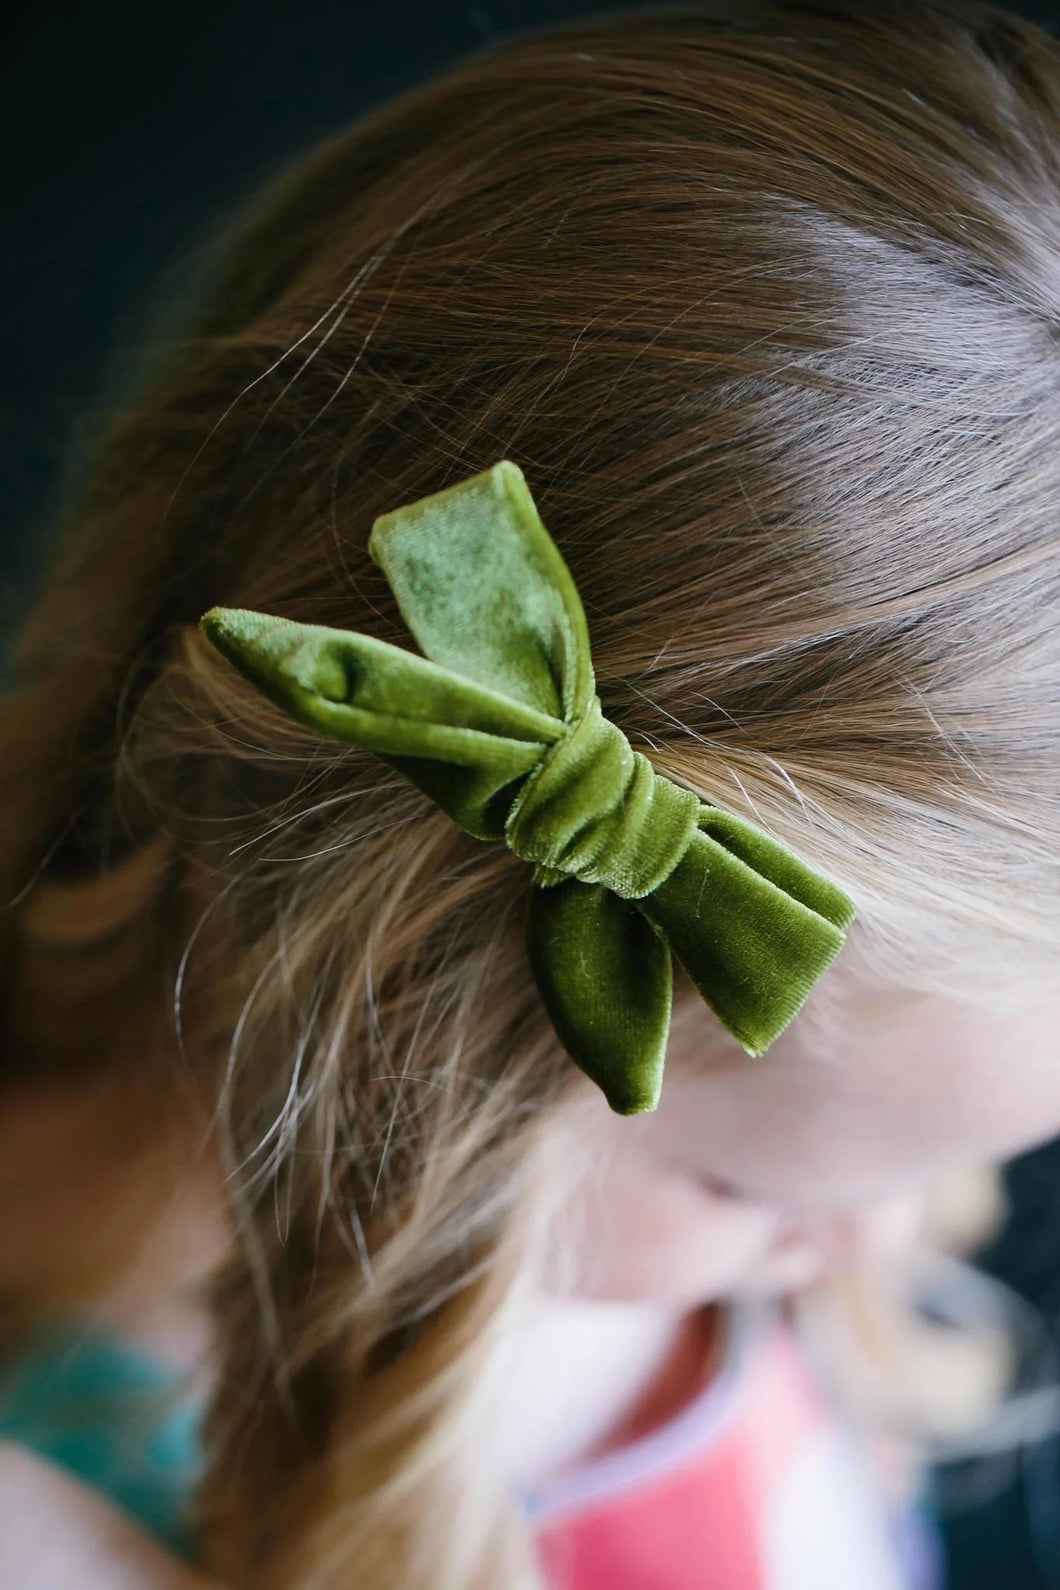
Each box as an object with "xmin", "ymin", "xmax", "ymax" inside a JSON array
[
  {"xmin": 569, "ymin": 981, "xmax": 1060, "ymax": 1302},
  {"xmin": 0, "ymin": 1443, "xmax": 218, "ymax": 1590},
  {"xmin": 501, "ymin": 976, "xmax": 1060, "ymax": 1484},
  {"xmin": 3, "ymin": 976, "xmax": 1059, "ymax": 1583}
]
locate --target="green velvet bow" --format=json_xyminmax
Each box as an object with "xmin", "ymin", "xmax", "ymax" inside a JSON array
[{"xmin": 200, "ymin": 460, "xmax": 855, "ymax": 1114}]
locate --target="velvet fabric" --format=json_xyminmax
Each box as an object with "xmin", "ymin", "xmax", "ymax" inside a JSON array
[{"xmin": 201, "ymin": 461, "xmax": 856, "ymax": 1114}]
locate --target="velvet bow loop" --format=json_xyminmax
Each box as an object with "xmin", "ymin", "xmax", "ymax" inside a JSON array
[{"xmin": 199, "ymin": 605, "xmax": 565, "ymax": 842}]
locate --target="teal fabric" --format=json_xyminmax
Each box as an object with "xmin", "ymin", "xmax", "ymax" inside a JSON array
[
  {"xmin": 202, "ymin": 460, "xmax": 856, "ymax": 1114},
  {"xmin": 0, "ymin": 1321, "xmax": 204, "ymax": 1558}
]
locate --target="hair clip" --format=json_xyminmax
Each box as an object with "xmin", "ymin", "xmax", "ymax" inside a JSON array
[{"xmin": 201, "ymin": 461, "xmax": 855, "ymax": 1113}]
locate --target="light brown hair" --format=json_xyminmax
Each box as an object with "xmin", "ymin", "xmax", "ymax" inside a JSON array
[{"xmin": 2, "ymin": 2, "xmax": 1059, "ymax": 1583}]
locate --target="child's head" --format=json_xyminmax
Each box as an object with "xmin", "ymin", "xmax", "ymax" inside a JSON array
[{"xmin": 3, "ymin": 1, "xmax": 1060, "ymax": 1583}]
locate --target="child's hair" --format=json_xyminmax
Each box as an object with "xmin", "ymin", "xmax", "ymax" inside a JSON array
[{"xmin": 2, "ymin": 1, "xmax": 1060, "ymax": 1584}]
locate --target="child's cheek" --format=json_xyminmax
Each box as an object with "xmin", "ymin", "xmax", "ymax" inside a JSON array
[{"xmin": 551, "ymin": 1160, "xmax": 785, "ymax": 1306}]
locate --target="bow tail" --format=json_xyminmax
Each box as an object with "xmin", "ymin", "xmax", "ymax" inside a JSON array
[
  {"xmin": 640, "ymin": 818, "xmax": 852, "ymax": 1059},
  {"xmin": 525, "ymin": 880, "xmax": 672, "ymax": 1115}
]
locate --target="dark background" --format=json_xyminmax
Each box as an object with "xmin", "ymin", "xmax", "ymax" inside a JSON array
[
  {"xmin": 0, "ymin": 0, "xmax": 669, "ymax": 624},
  {"xmin": 4, "ymin": 3, "xmax": 1060, "ymax": 1585}
]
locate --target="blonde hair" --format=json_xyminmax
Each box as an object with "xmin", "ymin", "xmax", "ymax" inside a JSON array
[{"xmin": 2, "ymin": 1, "xmax": 1060, "ymax": 1583}]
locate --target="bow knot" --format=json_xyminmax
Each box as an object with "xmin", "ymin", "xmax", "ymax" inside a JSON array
[{"xmin": 505, "ymin": 697, "xmax": 700, "ymax": 898}]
